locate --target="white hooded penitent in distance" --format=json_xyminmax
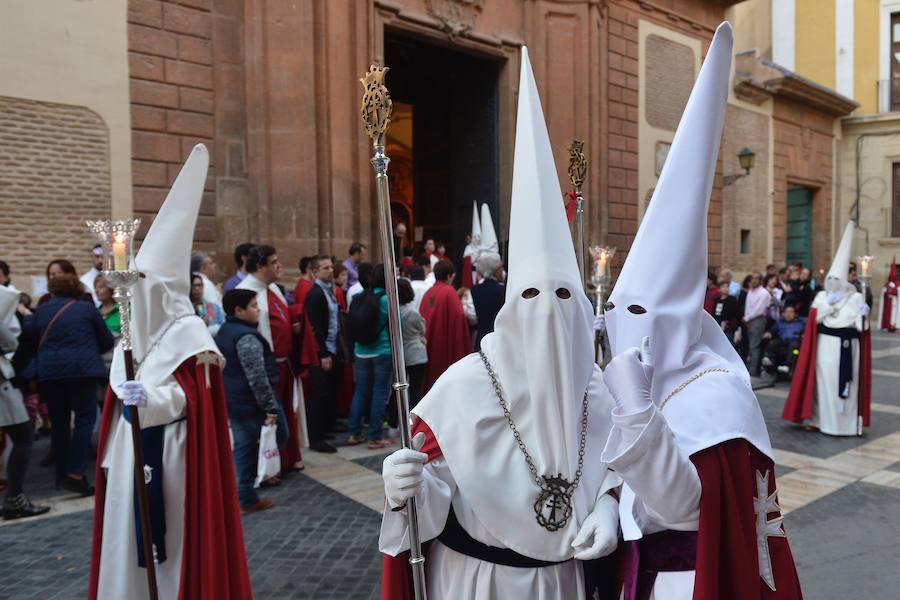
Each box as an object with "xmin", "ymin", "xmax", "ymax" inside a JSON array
[{"xmin": 479, "ymin": 202, "xmax": 499, "ymax": 254}]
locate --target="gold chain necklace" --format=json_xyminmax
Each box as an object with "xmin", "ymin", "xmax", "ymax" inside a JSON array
[{"xmin": 658, "ymin": 368, "xmax": 731, "ymax": 410}]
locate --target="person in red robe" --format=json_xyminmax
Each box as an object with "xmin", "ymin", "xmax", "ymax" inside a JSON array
[
  {"xmin": 89, "ymin": 144, "xmax": 252, "ymax": 599},
  {"xmin": 419, "ymin": 259, "xmax": 472, "ymax": 392},
  {"xmin": 293, "ymin": 256, "xmax": 317, "ymax": 410},
  {"xmin": 880, "ymin": 256, "xmax": 898, "ymax": 331}
]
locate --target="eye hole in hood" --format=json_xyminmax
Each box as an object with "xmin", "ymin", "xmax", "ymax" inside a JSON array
[
  {"xmin": 555, "ymin": 288, "xmax": 571, "ymax": 299},
  {"xmin": 604, "ymin": 301, "xmax": 615, "ymax": 311},
  {"xmin": 627, "ymin": 304, "xmax": 647, "ymax": 315},
  {"xmin": 522, "ymin": 288, "xmax": 540, "ymax": 299}
]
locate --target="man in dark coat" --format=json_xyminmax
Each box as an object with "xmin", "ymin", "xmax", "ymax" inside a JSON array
[
  {"xmin": 470, "ymin": 251, "xmax": 505, "ymax": 350},
  {"xmin": 304, "ymin": 255, "xmax": 342, "ymax": 453}
]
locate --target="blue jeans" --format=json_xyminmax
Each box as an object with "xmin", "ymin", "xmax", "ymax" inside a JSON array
[
  {"xmin": 348, "ymin": 354, "xmax": 393, "ymax": 441},
  {"xmin": 230, "ymin": 415, "xmax": 264, "ymax": 508},
  {"xmin": 39, "ymin": 378, "xmax": 97, "ymax": 480}
]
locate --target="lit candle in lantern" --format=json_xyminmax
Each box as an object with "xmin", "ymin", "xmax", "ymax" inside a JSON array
[
  {"xmin": 860, "ymin": 257, "xmax": 870, "ymax": 277},
  {"xmin": 113, "ymin": 233, "xmax": 127, "ymax": 271},
  {"xmin": 597, "ymin": 251, "xmax": 608, "ymax": 275}
]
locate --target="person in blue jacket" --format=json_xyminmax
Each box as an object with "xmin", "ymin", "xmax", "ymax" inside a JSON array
[{"xmin": 23, "ymin": 272, "xmax": 114, "ymax": 496}]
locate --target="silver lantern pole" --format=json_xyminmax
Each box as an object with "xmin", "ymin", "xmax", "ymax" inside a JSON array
[{"xmin": 359, "ymin": 65, "xmax": 428, "ymax": 600}]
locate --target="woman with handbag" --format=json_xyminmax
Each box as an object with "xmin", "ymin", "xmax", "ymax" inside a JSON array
[
  {"xmin": 0, "ymin": 285, "xmax": 49, "ymax": 519},
  {"xmin": 23, "ymin": 272, "xmax": 114, "ymax": 496}
]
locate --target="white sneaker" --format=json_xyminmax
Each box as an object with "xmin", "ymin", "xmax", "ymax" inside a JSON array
[
  {"xmin": 761, "ymin": 357, "xmax": 773, "ymax": 368},
  {"xmin": 777, "ymin": 365, "xmax": 790, "ymax": 374}
]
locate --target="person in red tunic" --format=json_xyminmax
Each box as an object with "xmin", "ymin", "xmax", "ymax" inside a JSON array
[
  {"xmin": 238, "ymin": 246, "xmax": 305, "ymax": 473},
  {"xmin": 601, "ymin": 24, "xmax": 802, "ymax": 599},
  {"xmin": 89, "ymin": 144, "xmax": 252, "ymax": 599},
  {"xmin": 879, "ymin": 256, "xmax": 898, "ymax": 331},
  {"xmin": 419, "ymin": 259, "xmax": 472, "ymax": 393},
  {"xmin": 292, "ymin": 256, "xmax": 317, "ymax": 409}
]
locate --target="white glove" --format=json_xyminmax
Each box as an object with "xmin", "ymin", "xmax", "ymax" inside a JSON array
[
  {"xmin": 571, "ymin": 493, "xmax": 619, "ymax": 560},
  {"xmin": 382, "ymin": 432, "xmax": 427, "ymax": 509},
  {"xmin": 859, "ymin": 304, "xmax": 871, "ymax": 316},
  {"xmin": 604, "ymin": 336, "xmax": 653, "ymax": 414},
  {"xmin": 119, "ymin": 380, "xmax": 147, "ymax": 407},
  {"xmin": 827, "ymin": 291, "xmax": 844, "ymax": 305},
  {"xmin": 593, "ymin": 314, "xmax": 606, "ymax": 333}
]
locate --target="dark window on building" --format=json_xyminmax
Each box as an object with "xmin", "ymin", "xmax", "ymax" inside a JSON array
[
  {"xmin": 893, "ymin": 163, "xmax": 900, "ymax": 237},
  {"xmin": 740, "ymin": 229, "xmax": 751, "ymax": 254},
  {"xmin": 892, "ymin": 13, "xmax": 900, "ymax": 111}
]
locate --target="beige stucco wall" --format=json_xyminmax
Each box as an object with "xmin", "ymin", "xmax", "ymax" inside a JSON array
[
  {"xmin": 840, "ymin": 114, "xmax": 900, "ymax": 312},
  {"xmin": 637, "ymin": 20, "xmax": 701, "ymax": 221},
  {"xmin": 0, "ymin": 0, "xmax": 132, "ymax": 219},
  {"xmin": 728, "ymin": 0, "xmax": 773, "ymax": 59}
]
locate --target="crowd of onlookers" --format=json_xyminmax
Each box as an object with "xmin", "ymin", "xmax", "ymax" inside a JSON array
[
  {"xmin": 0, "ymin": 229, "xmax": 507, "ymax": 517},
  {"xmin": 3, "ymin": 237, "xmax": 873, "ymax": 519},
  {"xmin": 704, "ymin": 262, "xmax": 872, "ymax": 381}
]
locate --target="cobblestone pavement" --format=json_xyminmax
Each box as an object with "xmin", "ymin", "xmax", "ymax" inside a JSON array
[{"xmin": 0, "ymin": 330, "xmax": 898, "ymax": 599}]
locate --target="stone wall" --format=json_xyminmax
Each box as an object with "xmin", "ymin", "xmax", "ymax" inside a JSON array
[
  {"xmin": 773, "ymin": 98, "xmax": 837, "ymax": 272},
  {"xmin": 0, "ymin": 96, "xmax": 111, "ymax": 287},
  {"xmin": 127, "ymin": 0, "xmax": 217, "ymax": 254}
]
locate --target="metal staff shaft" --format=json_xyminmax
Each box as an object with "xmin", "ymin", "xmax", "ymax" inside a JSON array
[
  {"xmin": 115, "ymin": 288, "xmax": 159, "ymax": 600},
  {"xmin": 575, "ymin": 195, "xmax": 586, "ymax": 287},
  {"xmin": 361, "ymin": 65, "xmax": 427, "ymax": 600}
]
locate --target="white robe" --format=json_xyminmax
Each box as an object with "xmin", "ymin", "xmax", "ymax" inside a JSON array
[
  {"xmin": 199, "ymin": 272, "xmax": 222, "ymax": 307},
  {"xmin": 380, "ymin": 457, "xmax": 587, "ymax": 600},
  {"xmin": 810, "ymin": 290, "xmax": 864, "ymax": 436},
  {"xmin": 380, "ymin": 357, "xmax": 621, "ymax": 600},
  {"xmin": 98, "ymin": 374, "xmax": 188, "ymax": 600}
]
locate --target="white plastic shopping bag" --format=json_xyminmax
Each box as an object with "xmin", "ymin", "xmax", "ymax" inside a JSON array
[{"xmin": 253, "ymin": 424, "xmax": 280, "ymax": 488}]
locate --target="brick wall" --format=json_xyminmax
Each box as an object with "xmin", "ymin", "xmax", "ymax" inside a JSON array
[
  {"xmin": 0, "ymin": 96, "xmax": 111, "ymax": 287},
  {"xmin": 605, "ymin": 2, "xmax": 641, "ymax": 257},
  {"xmin": 645, "ymin": 34, "xmax": 694, "ymax": 131},
  {"xmin": 127, "ymin": 0, "xmax": 218, "ymax": 262}
]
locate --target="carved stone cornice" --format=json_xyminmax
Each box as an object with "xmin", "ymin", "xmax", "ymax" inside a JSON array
[
  {"xmin": 734, "ymin": 49, "xmax": 859, "ymax": 117},
  {"xmin": 425, "ymin": 0, "xmax": 484, "ymax": 38}
]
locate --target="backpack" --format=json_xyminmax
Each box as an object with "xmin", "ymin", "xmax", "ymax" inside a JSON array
[{"xmin": 347, "ymin": 289, "xmax": 387, "ymax": 345}]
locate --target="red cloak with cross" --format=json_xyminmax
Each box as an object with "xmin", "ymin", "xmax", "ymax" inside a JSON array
[{"xmin": 88, "ymin": 356, "xmax": 253, "ymax": 599}]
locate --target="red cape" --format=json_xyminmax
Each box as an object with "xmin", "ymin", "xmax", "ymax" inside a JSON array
[
  {"xmin": 882, "ymin": 291, "xmax": 896, "ymax": 332},
  {"xmin": 461, "ymin": 256, "xmax": 474, "ymax": 289},
  {"xmin": 690, "ymin": 439, "xmax": 803, "ymax": 599},
  {"xmin": 783, "ymin": 308, "xmax": 871, "ymax": 427},
  {"xmin": 89, "ymin": 357, "xmax": 253, "ymax": 599},
  {"xmin": 420, "ymin": 282, "xmax": 472, "ymax": 392}
]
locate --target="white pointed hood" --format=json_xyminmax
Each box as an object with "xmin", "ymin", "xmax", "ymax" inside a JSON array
[
  {"xmin": 471, "ymin": 201, "xmax": 482, "ymax": 247},
  {"xmin": 604, "ymin": 23, "xmax": 772, "ymax": 461},
  {"xmin": 824, "ymin": 221, "xmax": 855, "ymax": 293},
  {"xmin": 110, "ymin": 144, "xmax": 220, "ymax": 393},
  {"xmin": 421, "ymin": 45, "xmax": 616, "ymax": 558},
  {"xmin": 463, "ymin": 201, "xmax": 482, "ymax": 261},
  {"xmin": 479, "ymin": 203, "xmax": 499, "ymax": 254}
]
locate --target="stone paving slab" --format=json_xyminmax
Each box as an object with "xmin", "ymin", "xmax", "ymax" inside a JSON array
[
  {"xmin": 786, "ymin": 481, "xmax": 900, "ymax": 599},
  {"xmin": 0, "ymin": 473, "xmax": 382, "ymax": 600}
]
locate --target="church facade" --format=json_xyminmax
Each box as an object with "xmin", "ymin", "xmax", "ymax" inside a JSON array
[{"xmin": 2, "ymin": 0, "xmax": 856, "ymax": 293}]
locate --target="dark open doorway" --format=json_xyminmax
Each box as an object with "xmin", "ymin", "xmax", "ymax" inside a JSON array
[{"xmin": 384, "ymin": 31, "xmax": 501, "ymax": 267}]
